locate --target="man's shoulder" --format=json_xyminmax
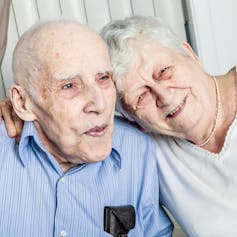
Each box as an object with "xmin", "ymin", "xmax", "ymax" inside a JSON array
[
  {"xmin": 114, "ymin": 116, "xmax": 150, "ymax": 135},
  {"xmin": 114, "ymin": 116, "xmax": 156, "ymax": 148},
  {"xmin": 113, "ymin": 116, "xmax": 159, "ymax": 177}
]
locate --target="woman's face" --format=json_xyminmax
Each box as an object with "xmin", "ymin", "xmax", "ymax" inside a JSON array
[{"xmin": 120, "ymin": 41, "xmax": 213, "ymax": 139}]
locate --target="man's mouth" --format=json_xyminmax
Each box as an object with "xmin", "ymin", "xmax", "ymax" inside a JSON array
[
  {"xmin": 84, "ymin": 125, "xmax": 108, "ymax": 137},
  {"xmin": 166, "ymin": 96, "xmax": 187, "ymax": 118}
]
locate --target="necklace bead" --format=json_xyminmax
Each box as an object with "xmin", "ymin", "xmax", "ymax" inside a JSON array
[{"xmin": 197, "ymin": 76, "xmax": 221, "ymax": 147}]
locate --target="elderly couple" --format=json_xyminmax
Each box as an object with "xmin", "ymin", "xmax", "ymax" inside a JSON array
[{"xmin": 1, "ymin": 15, "xmax": 237, "ymax": 237}]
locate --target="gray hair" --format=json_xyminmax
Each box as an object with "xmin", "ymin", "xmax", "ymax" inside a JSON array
[{"xmin": 101, "ymin": 15, "xmax": 186, "ymax": 120}]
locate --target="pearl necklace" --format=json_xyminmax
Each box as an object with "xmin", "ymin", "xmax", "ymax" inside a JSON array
[{"xmin": 197, "ymin": 76, "xmax": 221, "ymax": 147}]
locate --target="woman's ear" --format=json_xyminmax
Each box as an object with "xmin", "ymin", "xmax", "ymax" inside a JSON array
[
  {"xmin": 10, "ymin": 85, "xmax": 36, "ymax": 121},
  {"xmin": 182, "ymin": 41, "xmax": 202, "ymax": 64}
]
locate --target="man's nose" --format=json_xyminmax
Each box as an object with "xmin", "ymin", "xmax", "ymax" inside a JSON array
[
  {"xmin": 83, "ymin": 87, "xmax": 106, "ymax": 114},
  {"xmin": 151, "ymin": 83, "xmax": 174, "ymax": 108}
]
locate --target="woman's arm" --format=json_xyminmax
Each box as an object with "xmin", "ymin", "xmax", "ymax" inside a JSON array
[{"xmin": 0, "ymin": 97, "xmax": 24, "ymax": 141}]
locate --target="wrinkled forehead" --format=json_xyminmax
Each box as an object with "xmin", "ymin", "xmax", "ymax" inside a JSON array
[
  {"xmin": 36, "ymin": 23, "xmax": 111, "ymax": 78},
  {"xmin": 125, "ymin": 40, "xmax": 178, "ymax": 77},
  {"xmin": 36, "ymin": 22, "xmax": 104, "ymax": 50}
]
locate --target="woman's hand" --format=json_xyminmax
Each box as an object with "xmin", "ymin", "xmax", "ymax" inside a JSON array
[{"xmin": 0, "ymin": 97, "xmax": 23, "ymax": 142}]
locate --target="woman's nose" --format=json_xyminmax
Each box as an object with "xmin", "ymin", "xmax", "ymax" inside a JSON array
[{"xmin": 151, "ymin": 84, "xmax": 174, "ymax": 107}]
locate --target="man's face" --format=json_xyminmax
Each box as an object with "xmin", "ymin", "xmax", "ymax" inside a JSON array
[
  {"xmin": 30, "ymin": 25, "xmax": 116, "ymax": 168},
  {"xmin": 121, "ymin": 41, "xmax": 211, "ymax": 139}
]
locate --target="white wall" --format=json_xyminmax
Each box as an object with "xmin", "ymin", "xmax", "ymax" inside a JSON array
[
  {"xmin": 187, "ymin": 0, "xmax": 237, "ymax": 75},
  {"xmin": 0, "ymin": 0, "xmax": 186, "ymax": 100}
]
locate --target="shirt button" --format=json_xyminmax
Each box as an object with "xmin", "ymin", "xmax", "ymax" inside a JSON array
[
  {"xmin": 60, "ymin": 177, "xmax": 65, "ymax": 183},
  {"xmin": 60, "ymin": 230, "xmax": 66, "ymax": 236}
]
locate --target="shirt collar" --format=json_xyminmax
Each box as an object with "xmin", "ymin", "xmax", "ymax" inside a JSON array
[
  {"xmin": 18, "ymin": 121, "xmax": 48, "ymax": 166},
  {"xmin": 111, "ymin": 121, "xmax": 124, "ymax": 169},
  {"xmin": 18, "ymin": 121, "xmax": 122, "ymax": 169}
]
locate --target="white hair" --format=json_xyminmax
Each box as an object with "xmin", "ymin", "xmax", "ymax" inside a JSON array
[{"xmin": 101, "ymin": 15, "xmax": 186, "ymax": 120}]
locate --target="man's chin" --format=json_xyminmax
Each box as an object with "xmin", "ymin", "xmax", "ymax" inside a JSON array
[
  {"xmin": 96, "ymin": 140, "xmax": 114, "ymax": 160},
  {"xmin": 90, "ymin": 143, "xmax": 112, "ymax": 162}
]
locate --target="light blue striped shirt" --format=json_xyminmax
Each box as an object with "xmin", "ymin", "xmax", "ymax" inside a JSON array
[{"xmin": 0, "ymin": 116, "xmax": 173, "ymax": 237}]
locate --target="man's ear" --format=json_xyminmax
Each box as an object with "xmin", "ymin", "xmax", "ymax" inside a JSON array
[
  {"xmin": 182, "ymin": 42, "xmax": 202, "ymax": 65},
  {"xmin": 10, "ymin": 85, "xmax": 36, "ymax": 121}
]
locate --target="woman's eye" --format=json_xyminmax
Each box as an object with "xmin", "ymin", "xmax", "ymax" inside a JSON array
[
  {"xmin": 153, "ymin": 66, "xmax": 171, "ymax": 80},
  {"xmin": 153, "ymin": 67, "xmax": 169, "ymax": 80},
  {"xmin": 137, "ymin": 91, "xmax": 147, "ymax": 106},
  {"xmin": 62, "ymin": 83, "xmax": 73, "ymax": 89}
]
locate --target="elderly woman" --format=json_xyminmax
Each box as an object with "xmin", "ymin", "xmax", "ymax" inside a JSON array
[
  {"xmin": 101, "ymin": 16, "xmax": 237, "ymax": 237},
  {"xmin": 1, "ymin": 16, "xmax": 237, "ymax": 236}
]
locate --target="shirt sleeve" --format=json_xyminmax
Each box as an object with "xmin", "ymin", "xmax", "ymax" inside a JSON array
[
  {"xmin": 141, "ymin": 138, "xmax": 174, "ymax": 236},
  {"xmin": 142, "ymin": 202, "xmax": 174, "ymax": 236},
  {"xmin": 0, "ymin": 0, "xmax": 11, "ymax": 65}
]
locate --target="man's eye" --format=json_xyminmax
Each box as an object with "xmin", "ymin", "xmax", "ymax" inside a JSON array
[
  {"xmin": 100, "ymin": 76, "xmax": 109, "ymax": 80},
  {"xmin": 160, "ymin": 67, "xmax": 169, "ymax": 74},
  {"xmin": 62, "ymin": 83, "xmax": 73, "ymax": 89},
  {"xmin": 99, "ymin": 74, "xmax": 112, "ymax": 81}
]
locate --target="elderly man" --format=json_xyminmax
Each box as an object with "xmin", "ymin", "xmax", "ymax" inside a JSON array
[{"xmin": 0, "ymin": 20, "xmax": 173, "ymax": 236}]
